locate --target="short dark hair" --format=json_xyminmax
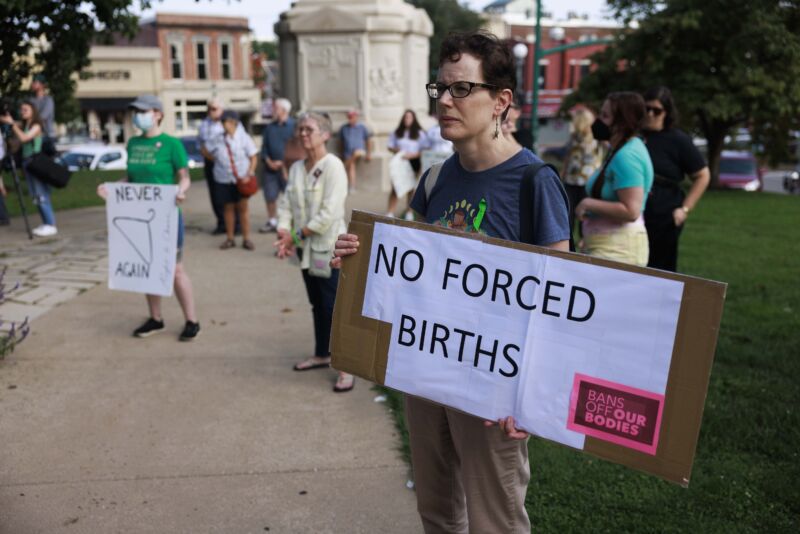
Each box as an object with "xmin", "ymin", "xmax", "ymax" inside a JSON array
[
  {"xmin": 438, "ymin": 30, "xmax": 515, "ymax": 119},
  {"xmin": 607, "ymin": 92, "xmax": 646, "ymax": 141},
  {"xmin": 643, "ymin": 85, "xmax": 678, "ymax": 129}
]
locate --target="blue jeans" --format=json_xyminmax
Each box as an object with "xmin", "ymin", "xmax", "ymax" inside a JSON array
[{"xmin": 23, "ymin": 159, "xmax": 56, "ymax": 226}]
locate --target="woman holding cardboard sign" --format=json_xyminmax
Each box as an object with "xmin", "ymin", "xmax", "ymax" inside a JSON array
[
  {"xmin": 97, "ymin": 94, "xmax": 199, "ymax": 341},
  {"xmin": 273, "ymin": 111, "xmax": 354, "ymax": 393},
  {"xmin": 334, "ymin": 31, "xmax": 571, "ymax": 533}
]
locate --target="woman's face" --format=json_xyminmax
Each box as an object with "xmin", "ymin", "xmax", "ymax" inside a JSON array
[
  {"xmin": 644, "ymin": 99, "xmax": 666, "ymax": 131},
  {"xmin": 599, "ymin": 100, "xmax": 614, "ymax": 131},
  {"xmin": 403, "ymin": 111, "xmax": 414, "ymax": 128},
  {"xmin": 223, "ymin": 118, "xmax": 238, "ymax": 136},
  {"xmin": 20, "ymin": 104, "xmax": 33, "ymax": 121},
  {"xmin": 298, "ymin": 118, "xmax": 329, "ymax": 151},
  {"xmin": 436, "ymin": 53, "xmax": 502, "ymax": 144}
]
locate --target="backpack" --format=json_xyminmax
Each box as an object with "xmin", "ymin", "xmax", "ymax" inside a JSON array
[{"xmin": 424, "ymin": 161, "xmax": 575, "ymax": 252}]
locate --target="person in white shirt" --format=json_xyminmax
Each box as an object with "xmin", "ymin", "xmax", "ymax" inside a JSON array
[
  {"xmin": 387, "ymin": 109, "xmax": 427, "ymax": 219},
  {"xmin": 198, "ymin": 98, "xmax": 228, "ymax": 234},
  {"xmin": 207, "ymin": 110, "xmax": 258, "ymax": 250}
]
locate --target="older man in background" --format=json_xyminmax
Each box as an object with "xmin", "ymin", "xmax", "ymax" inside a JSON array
[
  {"xmin": 199, "ymin": 98, "xmax": 228, "ymax": 234},
  {"xmin": 339, "ymin": 109, "xmax": 372, "ymax": 192},
  {"xmin": 259, "ymin": 98, "xmax": 295, "ymax": 233}
]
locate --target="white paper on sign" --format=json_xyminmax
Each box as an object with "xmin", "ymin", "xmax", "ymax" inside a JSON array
[
  {"xmin": 362, "ymin": 223, "xmax": 684, "ymax": 452},
  {"xmin": 106, "ymin": 182, "xmax": 179, "ymax": 297}
]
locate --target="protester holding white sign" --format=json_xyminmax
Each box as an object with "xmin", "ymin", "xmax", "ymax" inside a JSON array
[
  {"xmin": 334, "ymin": 31, "xmax": 571, "ymax": 534},
  {"xmin": 98, "ymin": 94, "xmax": 199, "ymax": 342}
]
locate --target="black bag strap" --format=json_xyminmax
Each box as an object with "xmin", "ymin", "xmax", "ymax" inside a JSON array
[
  {"xmin": 519, "ymin": 162, "xmax": 576, "ymax": 252},
  {"xmin": 590, "ymin": 143, "xmax": 623, "ymax": 199}
]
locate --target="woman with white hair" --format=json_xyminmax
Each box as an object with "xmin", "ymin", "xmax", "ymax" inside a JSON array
[
  {"xmin": 561, "ymin": 107, "xmax": 603, "ymax": 235},
  {"xmin": 273, "ymin": 111, "xmax": 354, "ymax": 393}
]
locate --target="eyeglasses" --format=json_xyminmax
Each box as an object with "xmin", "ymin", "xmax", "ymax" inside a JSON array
[
  {"xmin": 297, "ymin": 126, "xmax": 319, "ymax": 134},
  {"xmin": 426, "ymin": 81, "xmax": 497, "ymax": 99},
  {"xmin": 208, "ymin": 107, "xmax": 220, "ymax": 112},
  {"xmin": 646, "ymin": 105, "xmax": 665, "ymax": 116}
]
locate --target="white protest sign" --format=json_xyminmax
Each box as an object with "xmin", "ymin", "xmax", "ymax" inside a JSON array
[
  {"xmin": 105, "ymin": 182, "xmax": 179, "ymax": 297},
  {"xmin": 362, "ymin": 222, "xmax": 684, "ymax": 454}
]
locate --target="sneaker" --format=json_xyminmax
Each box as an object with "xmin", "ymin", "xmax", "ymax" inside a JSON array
[
  {"xmin": 133, "ymin": 318, "xmax": 165, "ymax": 338},
  {"xmin": 179, "ymin": 321, "xmax": 200, "ymax": 341},
  {"xmin": 404, "ymin": 211, "xmax": 415, "ymax": 221},
  {"xmin": 258, "ymin": 221, "xmax": 277, "ymax": 233},
  {"xmin": 33, "ymin": 224, "xmax": 58, "ymax": 237}
]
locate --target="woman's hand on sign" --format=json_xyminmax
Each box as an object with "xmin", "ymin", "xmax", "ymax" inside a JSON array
[
  {"xmin": 273, "ymin": 228, "xmax": 296, "ymax": 259},
  {"xmin": 330, "ymin": 233, "xmax": 360, "ymax": 268},
  {"xmin": 96, "ymin": 183, "xmax": 108, "ymax": 200},
  {"xmin": 484, "ymin": 416, "xmax": 529, "ymax": 440}
]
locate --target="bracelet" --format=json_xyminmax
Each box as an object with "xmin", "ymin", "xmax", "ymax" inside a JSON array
[
  {"xmin": 290, "ymin": 228, "xmax": 303, "ymax": 247},
  {"xmin": 681, "ymin": 206, "xmax": 690, "ymax": 214}
]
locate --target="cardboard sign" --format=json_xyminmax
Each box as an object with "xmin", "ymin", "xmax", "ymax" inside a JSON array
[
  {"xmin": 105, "ymin": 182, "xmax": 179, "ymax": 297},
  {"xmin": 331, "ymin": 211, "xmax": 726, "ymax": 486}
]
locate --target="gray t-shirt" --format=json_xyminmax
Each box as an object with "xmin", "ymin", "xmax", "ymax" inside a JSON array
[
  {"xmin": 410, "ymin": 149, "xmax": 570, "ymax": 245},
  {"xmin": 32, "ymin": 95, "xmax": 55, "ymax": 137}
]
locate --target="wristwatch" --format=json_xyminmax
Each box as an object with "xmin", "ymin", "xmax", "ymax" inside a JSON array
[{"xmin": 680, "ymin": 206, "xmax": 690, "ymax": 214}]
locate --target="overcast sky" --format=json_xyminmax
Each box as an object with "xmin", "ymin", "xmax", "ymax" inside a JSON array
[{"xmin": 137, "ymin": 0, "xmax": 611, "ymax": 40}]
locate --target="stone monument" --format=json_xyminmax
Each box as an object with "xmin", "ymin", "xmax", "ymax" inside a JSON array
[{"xmin": 275, "ymin": 0, "xmax": 433, "ymax": 192}]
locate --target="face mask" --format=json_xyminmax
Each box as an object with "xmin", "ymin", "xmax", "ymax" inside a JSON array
[
  {"xmin": 591, "ymin": 118, "xmax": 611, "ymax": 141},
  {"xmin": 133, "ymin": 111, "xmax": 154, "ymax": 131}
]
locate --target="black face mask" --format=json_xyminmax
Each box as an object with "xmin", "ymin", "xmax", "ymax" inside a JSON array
[{"xmin": 591, "ymin": 118, "xmax": 611, "ymax": 141}]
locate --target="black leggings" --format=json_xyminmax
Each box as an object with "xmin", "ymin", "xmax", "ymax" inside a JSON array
[
  {"xmin": 301, "ymin": 268, "xmax": 340, "ymax": 357},
  {"xmin": 645, "ymin": 211, "xmax": 683, "ymax": 272}
]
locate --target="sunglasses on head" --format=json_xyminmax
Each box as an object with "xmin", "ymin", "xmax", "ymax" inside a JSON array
[{"xmin": 646, "ymin": 105, "xmax": 665, "ymax": 116}]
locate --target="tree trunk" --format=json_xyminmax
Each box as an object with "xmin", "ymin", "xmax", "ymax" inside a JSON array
[
  {"xmin": 706, "ymin": 131, "xmax": 726, "ymax": 189},
  {"xmin": 697, "ymin": 110, "xmax": 733, "ymax": 189}
]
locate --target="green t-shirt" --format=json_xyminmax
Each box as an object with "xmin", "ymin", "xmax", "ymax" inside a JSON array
[
  {"xmin": 126, "ymin": 133, "xmax": 188, "ymax": 185},
  {"xmin": 585, "ymin": 137, "xmax": 654, "ymax": 211},
  {"xmin": 21, "ymin": 126, "xmax": 42, "ymax": 159}
]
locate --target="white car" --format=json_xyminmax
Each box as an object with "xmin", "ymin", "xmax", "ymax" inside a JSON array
[{"xmin": 60, "ymin": 144, "xmax": 127, "ymax": 172}]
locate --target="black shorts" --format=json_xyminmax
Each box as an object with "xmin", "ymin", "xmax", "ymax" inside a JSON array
[
  {"xmin": 216, "ymin": 182, "xmax": 242, "ymax": 205},
  {"xmin": 410, "ymin": 157, "xmax": 421, "ymax": 174}
]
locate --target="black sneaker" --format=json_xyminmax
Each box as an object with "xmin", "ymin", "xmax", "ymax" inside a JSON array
[
  {"xmin": 179, "ymin": 321, "xmax": 200, "ymax": 341},
  {"xmin": 133, "ymin": 318, "xmax": 165, "ymax": 338}
]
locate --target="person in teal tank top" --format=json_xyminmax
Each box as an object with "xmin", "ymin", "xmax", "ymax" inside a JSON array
[
  {"xmin": 97, "ymin": 94, "xmax": 200, "ymax": 341},
  {"xmin": 1, "ymin": 100, "xmax": 57, "ymax": 236},
  {"xmin": 575, "ymin": 92, "xmax": 654, "ymax": 266}
]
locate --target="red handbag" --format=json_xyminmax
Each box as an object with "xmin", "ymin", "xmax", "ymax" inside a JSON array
[{"xmin": 224, "ymin": 138, "xmax": 259, "ymax": 197}]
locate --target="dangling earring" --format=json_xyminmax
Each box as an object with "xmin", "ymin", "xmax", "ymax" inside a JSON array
[{"xmin": 493, "ymin": 115, "xmax": 500, "ymax": 140}]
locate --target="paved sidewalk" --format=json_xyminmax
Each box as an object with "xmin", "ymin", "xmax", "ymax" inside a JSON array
[{"xmin": 0, "ymin": 185, "xmax": 420, "ymax": 533}]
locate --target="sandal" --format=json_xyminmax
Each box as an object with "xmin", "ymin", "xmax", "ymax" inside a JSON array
[
  {"xmin": 293, "ymin": 357, "xmax": 331, "ymax": 372},
  {"xmin": 242, "ymin": 239, "xmax": 255, "ymax": 251},
  {"xmin": 220, "ymin": 239, "xmax": 235, "ymax": 250},
  {"xmin": 333, "ymin": 373, "xmax": 355, "ymax": 393}
]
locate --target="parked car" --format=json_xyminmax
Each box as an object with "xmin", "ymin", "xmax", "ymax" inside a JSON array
[
  {"xmin": 783, "ymin": 164, "xmax": 800, "ymax": 194},
  {"xmin": 718, "ymin": 150, "xmax": 762, "ymax": 191},
  {"xmin": 60, "ymin": 145, "xmax": 127, "ymax": 172},
  {"xmin": 180, "ymin": 136, "xmax": 205, "ymax": 169}
]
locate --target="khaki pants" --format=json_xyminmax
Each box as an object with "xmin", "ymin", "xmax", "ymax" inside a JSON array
[
  {"xmin": 405, "ymin": 395, "xmax": 531, "ymax": 534},
  {"xmin": 582, "ymin": 223, "xmax": 649, "ymax": 267}
]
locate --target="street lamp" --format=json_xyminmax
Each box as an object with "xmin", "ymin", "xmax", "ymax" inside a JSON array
[
  {"xmin": 512, "ymin": 42, "xmax": 528, "ymax": 104},
  {"xmin": 528, "ymin": 1, "xmax": 613, "ymax": 152}
]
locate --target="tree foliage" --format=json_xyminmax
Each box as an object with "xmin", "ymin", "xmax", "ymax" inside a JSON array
[
  {"xmin": 0, "ymin": 1, "xmax": 153, "ymax": 123},
  {"xmin": 404, "ymin": 0, "xmax": 485, "ymax": 78},
  {"xmin": 565, "ymin": 0, "xmax": 800, "ymax": 182}
]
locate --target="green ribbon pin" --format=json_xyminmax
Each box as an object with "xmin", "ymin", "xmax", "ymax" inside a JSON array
[{"xmin": 473, "ymin": 198, "xmax": 487, "ymax": 232}]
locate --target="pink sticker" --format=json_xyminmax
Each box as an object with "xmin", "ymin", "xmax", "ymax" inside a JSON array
[{"xmin": 567, "ymin": 373, "xmax": 665, "ymax": 455}]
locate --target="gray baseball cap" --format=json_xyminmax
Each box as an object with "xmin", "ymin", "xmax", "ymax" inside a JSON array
[{"xmin": 128, "ymin": 94, "xmax": 163, "ymax": 112}]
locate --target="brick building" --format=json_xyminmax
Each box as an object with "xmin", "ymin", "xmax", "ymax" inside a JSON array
[{"xmin": 74, "ymin": 13, "xmax": 260, "ymax": 143}]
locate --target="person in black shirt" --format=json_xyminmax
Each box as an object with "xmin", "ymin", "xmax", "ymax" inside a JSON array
[{"xmin": 642, "ymin": 86, "xmax": 709, "ymax": 272}]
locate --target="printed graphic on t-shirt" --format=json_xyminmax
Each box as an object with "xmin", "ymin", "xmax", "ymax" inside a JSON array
[
  {"xmin": 128, "ymin": 142, "xmax": 161, "ymax": 166},
  {"xmin": 435, "ymin": 199, "xmax": 486, "ymax": 235}
]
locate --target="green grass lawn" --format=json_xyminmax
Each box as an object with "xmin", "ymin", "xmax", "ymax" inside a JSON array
[
  {"xmin": 1, "ymin": 168, "xmax": 205, "ymax": 218},
  {"xmin": 380, "ymin": 190, "xmax": 800, "ymax": 532}
]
